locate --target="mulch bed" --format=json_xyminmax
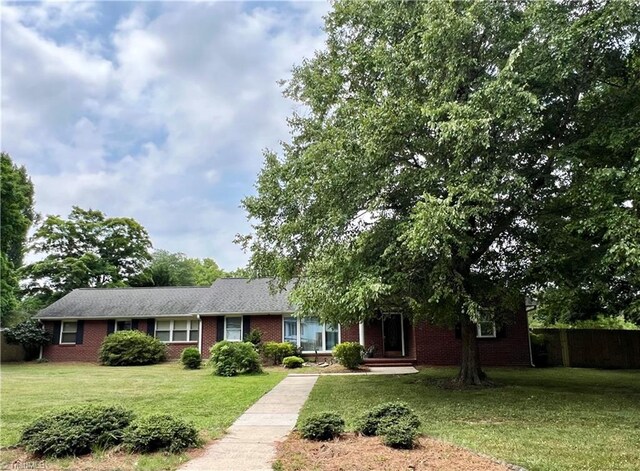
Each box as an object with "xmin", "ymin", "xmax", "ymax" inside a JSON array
[
  {"xmin": 0, "ymin": 445, "xmax": 205, "ymax": 471},
  {"xmin": 274, "ymin": 433, "xmax": 522, "ymax": 471}
]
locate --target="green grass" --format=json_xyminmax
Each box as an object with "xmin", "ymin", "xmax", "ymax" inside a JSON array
[
  {"xmin": 299, "ymin": 367, "xmax": 640, "ymax": 471},
  {"xmin": 0, "ymin": 362, "xmax": 286, "ymax": 453}
]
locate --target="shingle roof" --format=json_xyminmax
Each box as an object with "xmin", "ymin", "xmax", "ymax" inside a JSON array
[
  {"xmin": 36, "ymin": 287, "xmax": 210, "ymax": 319},
  {"xmin": 192, "ymin": 278, "xmax": 295, "ymax": 314},
  {"xmin": 35, "ymin": 278, "xmax": 296, "ymax": 319}
]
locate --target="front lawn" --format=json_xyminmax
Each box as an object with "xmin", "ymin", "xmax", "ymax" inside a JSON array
[
  {"xmin": 298, "ymin": 367, "xmax": 640, "ymax": 471},
  {"xmin": 0, "ymin": 362, "xmax": 286, "ymax": 469}
]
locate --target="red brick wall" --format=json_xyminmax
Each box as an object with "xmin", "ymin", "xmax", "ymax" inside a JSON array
[
  {"xmin": 165, "ymin": 342, "xmax": 198, "ymax": 359},
  {"xmin": 201, "ymin": 316, "xmax": 218, "ymax": 357},
  {"xmin": 414, "ymin": 307, "xmax": 531, "ymax": 366},
  {"xmin": 340, "ymin": 324, "xmax": 360, "ymax": 343},
  {"xmin": 42, "ymin": 310, "xmax": 531, "ymax": 366},
  {"xmin": 42, "ymin": 319, "xmax": 195, "ymax": 362},
  {"xmin": 201, "ymin": 315, "xmax": 284, "ymax": 358},
  {"xmin": 250, "ymin": 315, "xmax": 283, "ymax": 343},
  {"xmin": 43, "ymin": 320, "xmax": 109, "ymax": 362},
  {"xmin": 363, "ymin": 320, "xmax": 384, "ymax": 356}
]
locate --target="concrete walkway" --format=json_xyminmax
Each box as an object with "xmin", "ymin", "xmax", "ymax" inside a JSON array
[{"xmin": 179, "ymin": 375, "xmax": 318, "ymax": 471}]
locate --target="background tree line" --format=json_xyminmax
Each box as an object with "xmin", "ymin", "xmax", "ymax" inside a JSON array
[{"xmin": 0, "ymin": 152, "xmax": 250, "ymax": 326}]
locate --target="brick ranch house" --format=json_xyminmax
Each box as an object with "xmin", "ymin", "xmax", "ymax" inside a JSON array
[{"xmin": 36, "ymin": 278, "xmax": 532, "ymax": 366}]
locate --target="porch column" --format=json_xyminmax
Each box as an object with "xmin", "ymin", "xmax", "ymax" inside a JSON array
[{"xmin": 359, "ymin": 322, "xmax": 365, "ymax": 347}]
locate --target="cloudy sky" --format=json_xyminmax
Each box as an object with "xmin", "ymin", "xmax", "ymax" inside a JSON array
[{"xmin": 1, "ymin": 0, "xmax": 329, "ymax": 270}]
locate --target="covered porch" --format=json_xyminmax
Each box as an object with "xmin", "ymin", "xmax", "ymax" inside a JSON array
[{"xmin": 357, "ymin": 313, "xmax": 416, "ymax": 364}]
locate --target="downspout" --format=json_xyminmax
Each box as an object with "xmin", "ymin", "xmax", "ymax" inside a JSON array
[
  {"xmin": 197, "ymin": 315, "xmax": 202, "ymax": 355},
  {"xmin": 525, "ymin": 305, "xmax": 535, "ymax": 367}
]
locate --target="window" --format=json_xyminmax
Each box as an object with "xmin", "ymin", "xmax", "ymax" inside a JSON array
[
  {"xmin": 173, "ymin": 320, "xmax": 188, "ymax": 341},
  {"xmin": 60, "ymin": 321, "xmax": 77, "ymax": 344},
  {"xmin": 477, "ymin": 321, "xmax": 497, "ymax": 338},
  {"xmin": 115, "ymin": 319, "xmax": 132, "ymax": 332},
  {"xmin": 283, "ymin": 316, "xmax": 297, "ymax": 344},
  {"xmin": 283, "ymin": 316, "xmax": 340, "ymax": 352},
  {"xmin": 325, "ymin": 323, "xmax": 339, "ymax": 350},
  {"xmin": 225, "ymin": 316, "xmax": 242, "ymax": 341},
  {"xmin": 155, "ymin": 319, "xmax": 199, "ymax": 343}
]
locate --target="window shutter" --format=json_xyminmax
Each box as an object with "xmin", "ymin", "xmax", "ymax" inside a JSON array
[
  {"xmin": 147, "ymin": 319, "xmax": 155, "ymax": 336},
  {"xmin": 76, "ymin": 320, "xmax": 85, "ymax": 345},
  {"xmin": 52, "ymin": 321, "xmax": 61, "ymax": 345},
  {"xmin": 497, "ymin": 324, "xmax": 507, "ymax": 338},
  {"xmin": 454, "ymin": 323, "xmax": 461, "ymax": 339},
  {"xmin": 132, "ymin": 319, "xmax": 139, "ymax": 331},
  {"xmin": 243, "ymin": 316, "xmax": 251, "ymax": 341},
  {"xmin": 216, "ymin": 317, "xmax": 225, "ymax": 341},
  {"xmin": 107, "ymin": 320, "xmax": 115, "ymax": 335}
]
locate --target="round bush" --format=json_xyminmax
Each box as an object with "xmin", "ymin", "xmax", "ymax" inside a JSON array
[
  {"xmin": 299, "ymin": 412, "xmax": 345, "ymax": 441},
  {"xmin": 99, "ymin": 330, "xmax": 167, "ymax": 366},
  {"xmin": 123, "ymin": 414, "xmax": 199, "ymax": 453},
  {"xmin": 263, "ymin": 342, "xmax": 297, "ymax": 365},
  {"xmin": 378, "ymin": 416, "xmax": 419, "ymax": 449},
  {"xmin": 283, "ymin": 356, "xmax": 304, "ymax": 369},
  {"xmin": 332, "ymin": 342, "xmax": 364, "ymax": 369},
  {"xmin": 356, "ymin": 402, "xmax": 420, "ymax": 436},
  {"xmin": 21, "ymin": 405, "xmax": 134, "ymax": 457},
  {"xmin": 181, "ymin": 347, "xmax": 202, "ymax": 369},
  {"xmin": 209, "ymin": 340, "xmax": 262, "ymax": 376}
]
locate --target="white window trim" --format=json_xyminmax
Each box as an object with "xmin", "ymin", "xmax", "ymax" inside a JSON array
[
  {"xmin": 114, "ymin": 319, "xmax": 132, "ymax": 332},
  {"xmin": 224, "ymin": 315, "xmax": 243, "ymax": 342},
  {"xmin": 60, "ymin": 321, "xmax": 78, "ymax": 345},
  {"xmin": 282, "ymin": 316, "xmax": 341, "ymax": 353},
  {"xmin": 154, "ymin": 319, "xmax": 199, "ymax": 343},
  {"xmin": 477, "ymin": 321, "xmax": 497, "ymax": 338}
]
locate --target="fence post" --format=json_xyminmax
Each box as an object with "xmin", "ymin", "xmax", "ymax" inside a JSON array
[{"xmin": 559, "ymin": 329, "xmax": 571, "ymax": 367}]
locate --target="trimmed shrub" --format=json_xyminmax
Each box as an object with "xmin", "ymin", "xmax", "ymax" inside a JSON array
[
  {"xmin": 283, "ymin": 356, "xmax": 304, "ymax": 369},
  {"xmin": 244, "ymin": 328, "xmax": 263, "ymax": 347},
  {"xmin": 299, "ymin": 412, "xmax": 345, "ymax": 441},
  {"xmin": 356, "ymin": 402, "xmax": 420, "ymax": 437},
  {"xmin": 332, "ymin": 342, "xmax": 365, "ymax": 369},
  {"xmin": 180, "ymin": 347, "xmax": 202, "ymax": 369},
  {"xmin": 123, "ymin": 414, "xmax": 199, "ymax": 453},
  {"xmin": 378, "ymin": 416, "xmax": 419, "ymax": 449},
  {"xmin": 209, "ymin": 340, "xmax": 262, "ymax": 376},
  {"xmin": 99, "ymin": 330, "xmax": 166, "ymax": 366},
  {"xmin": 263, "ymin": 341, "xmax": 296, "ymax": 365},
  {"xmin": 21, "ymin": 405, "xmax": 133, "ymax": 457}
]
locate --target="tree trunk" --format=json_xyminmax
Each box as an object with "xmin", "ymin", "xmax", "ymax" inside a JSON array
[{"xmin": 455, "ymin": 318, "xmax": 487, "ymax": 385}]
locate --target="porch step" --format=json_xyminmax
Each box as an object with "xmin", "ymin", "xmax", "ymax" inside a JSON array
[{"xmin": 364, "ymin": 358, "xmax": 416, "ymax": 367}]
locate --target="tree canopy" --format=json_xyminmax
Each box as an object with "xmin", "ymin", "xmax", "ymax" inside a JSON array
[
  {"xmin": 241, "ymin": 0, "xmax": 640, "ymax": 383},
  {"xmin": 23, "ymin": 207, "xmax": 152, "ymax": 302},
  {"xmin": 1, "ymin": 153, "xmax": 36, "ymax": 325},
  {"xmin": 1, "ymin": 152, "xmax": 36, "ymax": 268},
  {"xmin": 131, "ymin": 250, "xmax": 224, "ymax": 287}
]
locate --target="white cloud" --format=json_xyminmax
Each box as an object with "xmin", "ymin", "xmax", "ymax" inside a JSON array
[{"xmin": 1, "ymin": 1, "xmax": 329, "ymax": 270}]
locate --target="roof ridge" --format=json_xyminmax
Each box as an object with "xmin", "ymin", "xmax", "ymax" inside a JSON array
[{"xmin": 75, "ymin": 286, "xmax": 211, "ymax": 291}]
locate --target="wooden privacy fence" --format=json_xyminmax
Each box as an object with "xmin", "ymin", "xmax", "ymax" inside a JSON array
[
  {"xmin": 0, "ymin": 330, "xmax": 26, "ymax": 362},
  {"xmin": 532, "ymin": 328, "xmax": 640, "ymax": 369}
]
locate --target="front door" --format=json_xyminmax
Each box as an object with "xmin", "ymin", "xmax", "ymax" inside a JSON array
[{"xmin": 383, "ymin": 314, "xmax": 403, "ymax": 356}]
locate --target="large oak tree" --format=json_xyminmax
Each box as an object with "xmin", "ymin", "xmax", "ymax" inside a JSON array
[
  {"xmin": 241, "ymin": 0, "xmax": 639, "ymax": 384},
  {"xmin": 23, "ymin": 207, "xmax": 152, "ymax": 302},
  {"xmin": 0, "ymin": 153, "xmax": 35, "ymax": 325}
]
